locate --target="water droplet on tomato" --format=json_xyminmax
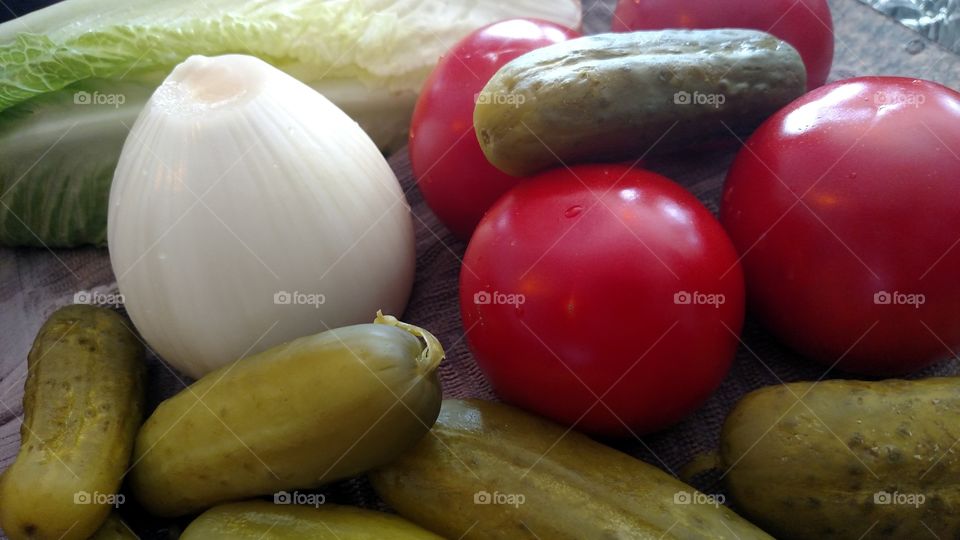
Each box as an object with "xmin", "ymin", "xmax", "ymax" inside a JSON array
[
  {"xmin": 564, "ymin": 205, "xmax": 583, "ymax": 218},
  {"xmin": 848, "ymin": 172, "xmax": 858, "ymax": 179}
]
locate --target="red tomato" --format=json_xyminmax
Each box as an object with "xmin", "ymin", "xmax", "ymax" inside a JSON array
[
  {"xmin": 460, "ymin": 165, "xmax": 745, "ymax": 436},
  {"xmin": 721, "ymin": 77, "xmax": 960, "ymax": 376},
  {"xmin": 411, "ymin": 19, "xmax": 579, "ymax": 240},
  {"xmin": 611, "ymin": 0, "xmax": 834, "ymax": 89}
]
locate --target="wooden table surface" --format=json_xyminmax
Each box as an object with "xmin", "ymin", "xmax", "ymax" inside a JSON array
[{"xmin": 1, "ymin": 0, "xmax": 958, "ymax": 538}]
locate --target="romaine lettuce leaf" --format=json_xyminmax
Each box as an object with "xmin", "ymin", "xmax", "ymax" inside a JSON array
[{"xmin": 0, "ymin": 0, "xmax": 582, "ymax": 246}]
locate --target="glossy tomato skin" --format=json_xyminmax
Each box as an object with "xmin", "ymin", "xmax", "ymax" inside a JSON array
[
  {"xmin": 721, "ymin": 77, "xmax": 960, "ymax": 376},
  {"xmin": 611, "ymin": 0, "xmax": 834, "ymax": 89},
  {"xmin": 460, "ymin": 165, "xmax": 745, "ymax": 436},
  {"xmin": 411, "ymin": 19, "xmax": 579, "ymax": 241}
]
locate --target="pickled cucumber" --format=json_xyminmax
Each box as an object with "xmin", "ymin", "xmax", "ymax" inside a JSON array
[
  {"xmin": 370, "ymin": 399, "xmax": 771, "ymax": 539},
  {"xmin": 474, "ymin": 29, "xmax": 806, "ymax": 176},
  {"xmin": 721, "ymin": 378, "xmax": 960, "ymax": 539},
  {"xmin": 130, "ymin": 313, "xmax": 443, "ymax": 517},
  {"xmin": 0, "ymin": 305, "xmax": 145, "ymax": 540},
  {"xmin": 181, "ymin": 501, "xmax": 443, "ymax": 539}
]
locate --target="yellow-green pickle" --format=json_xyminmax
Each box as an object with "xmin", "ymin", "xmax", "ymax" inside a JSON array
[
  {"xmin": 371, "ymin": 399, "xmax": 772, "ymax": 539},
  {"xmin": 130, "ymin": 313, "xmax": 443, "ymax": 516},
  {"xmin": 180, "ymin": 501, "xmax": 443, "ymax": 539},
  {"xmin": 722, "ymin": 378, "xmax": 960, "ymax": 539},
  {"xmin": 0, "ymin": 305, "xmax": 145, "ymax": 540}
]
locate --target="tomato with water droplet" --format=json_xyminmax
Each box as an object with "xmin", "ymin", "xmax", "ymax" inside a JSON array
[{"xmin": 461, "ymin": 165, "xmax": 745, "ymax": 436}]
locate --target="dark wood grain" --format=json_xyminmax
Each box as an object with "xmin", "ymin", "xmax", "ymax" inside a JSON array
[{"xmin": 0, "ymin": 1, "xmax": 957, "ymax": 538}]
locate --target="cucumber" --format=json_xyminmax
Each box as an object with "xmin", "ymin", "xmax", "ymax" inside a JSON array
[
  {"xmin": 721, "ymin": 378, "xmax": 960, "ymax": 539},
  {"xmin": 0, "ymin": 305, "xmax": 145, "ymax": 540},
  {"xmin": 181, "ymin": 501, "xmax": 443, "ymax": 539},
  {"xmin": 370, "ymin": 399, "xmax": 771, "ymax": 539},
  {"xmin": 130, "ymin": 314, "xmax": 444, "ymax": 517},
  {"xmin": 474, "ymin": 29, "xmax": 806, "ymax": 176},
  {"xmin": 88, "ymin": 513, "xmax": 139, "ymax": 540}
]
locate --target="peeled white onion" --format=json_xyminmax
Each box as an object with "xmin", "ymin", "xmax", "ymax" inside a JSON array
[{"xmin": 108, "ymin": 54, "xmax": 415, "ymax": 378}]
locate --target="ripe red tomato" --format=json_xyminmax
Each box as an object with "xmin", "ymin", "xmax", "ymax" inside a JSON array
[
  {"xmin": 721, "ymin": 77, "xmax": 960, "ymax": 376},
  {"xmin": 460, "ymin": 165, "xmax": 745, "ymax": 436},
  {"xmin": 411, "ymin": 19, "xmax": 579, "ymax": 241},
  {"xmin": 611, "ymin": 0, "xmax": 834, "ymax": 89}
]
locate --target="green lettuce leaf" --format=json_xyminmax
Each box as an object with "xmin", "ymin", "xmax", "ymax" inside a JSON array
[{"xmin": 0, "ymin": 0, "xmax": 582, "ymax": 246}]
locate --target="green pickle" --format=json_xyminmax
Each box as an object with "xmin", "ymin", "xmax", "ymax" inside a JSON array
[
  {"xmin": 0, "ymin": 305, "xmax": 145, "ymax": 540},
  {"xmin": 130, "ymin": 313, "xmax": 443, "ymax": 517},
  {"xmin": 474, "ymin": 29, "xmax": 806, "ymax": 176},
  {"xmin": 371, "ymin": 399, "xmax": 771, "ymax": 539},
  {"xmin": 181, "ymin": 501, "xmax": 443, "ymax": 539},
  {"xmin": 722, "ymin": 378, "xmax": 960, "ymax": 539}
]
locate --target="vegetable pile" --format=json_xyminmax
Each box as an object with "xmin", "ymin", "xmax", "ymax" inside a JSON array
[{"xmin": 2, "ymin": 0, "xmax": 960, "ymax": 539}]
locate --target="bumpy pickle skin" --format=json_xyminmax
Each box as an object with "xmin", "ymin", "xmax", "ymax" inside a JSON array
[
  {"xmin": 0, "ymin": 305, "xmax": 145, "ymax": 540},
  {"xmin": 370, "ymin": 399, "xmax": 772, "ymax": 540},
  {"xmin": 180, "ymin": 501, "xmax": 443, "ymax": 539},
  {"xmin": 722, "ymin": 378, "xmax": 960, "ymax": 539},
  {"xmin": 130, "ymin": 313, "xmax": 443, "ymax": 517},
  {"xmin": 474, "ymin": 29, "xmax": 806, "ymax": 177}
]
